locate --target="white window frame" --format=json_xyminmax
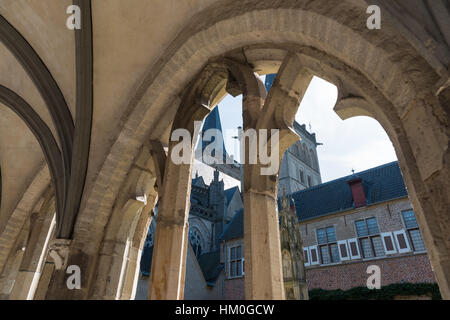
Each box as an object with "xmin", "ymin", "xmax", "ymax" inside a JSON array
[
  {"xmin": 316, "ymin": 226, "xmax": 340, "ymax": 265},
  {"xmin": 354, "ymin": 217, "xmax": 385, "ymax": 259},
  {"xmin": 381, "ymin": 232, "xmax": 397, "ymax": 255},
  {"xmin": 337, "ymin": 240, "xmax": 350, "ymax": 261},
  {"xmin": 303, "ymin": 247, "xmax": 310, "ymax": 267},
  {"xmin": 401, "ymin": 210, "xmax": 426, "ymax": 253},
  {"xmin": 347, "ymin": 238, "xmax": 361, "ymax": 260},
  {"xmin": 309, "ymin": 245, "xmax": 320, "ymax": 265},
  {"xmin": 394, "ymin": 229, "xmax": 412, "ymax": 254},
  {"xmin": 227, "ymin": 244, "xmax": 244, "ymax": 279}
]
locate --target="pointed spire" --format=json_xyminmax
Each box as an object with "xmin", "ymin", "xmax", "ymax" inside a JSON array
[{"xmin": 199, "ymin": 106, "xmax": 229, "ymax": 161}]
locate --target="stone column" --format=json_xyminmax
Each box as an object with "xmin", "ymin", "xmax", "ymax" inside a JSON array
[
  {"xmin": 0, "ymin": 218, "xmax": 30, "ymax": 299},
  {"xmin": 119, "ymin": 202, "xmax": 153, "ymax": 300},
  {"xmin": 42, "ymin": 238, "xmax": 73, "ymax": 299},
  {"xmin": 225, "ymin": 53, "xmax": 312, "ymax": 299},
  {"xmin": 33, "ymin": 262, "xmax": 55, "ymax": 300},
  {"xmin": 9, "ymin": 210, "xmax": 55, "ymax": 300},
  {"xmin": 397, "ymin": 93, "xmax": 450, "ymax": 299},
  {"xmin": 89, "ymin": 145, "xmax": 158, "ymax": 300},
  {"xmin": 90, "ymin": 199, "xmax": 145, "ymax": 299},
  {"xmin": 148, "ymin": 92, "xmax": 210, "ymax": 300}
]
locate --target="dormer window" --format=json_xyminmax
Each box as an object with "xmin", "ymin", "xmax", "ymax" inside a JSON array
[{"xmin": 348, "ymin": 177, "xmax": 366, "ymax": 207}]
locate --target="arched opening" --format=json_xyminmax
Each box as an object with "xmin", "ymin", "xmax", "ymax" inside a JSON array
[
  {"xmin": 12, "ymin": 3, "xmax": 444, "ymax": 301},
  {"xmin": 134, "ymin": 38, "xmax": 447, "ymax": 299},
  {"xmin": 189, "ymin": 228, "xmax": 204, "ymax": 258}
]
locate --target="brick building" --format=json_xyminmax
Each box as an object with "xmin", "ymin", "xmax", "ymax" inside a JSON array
[{"xmin": 219, "ymin": 161, "xmax": 436, "ymax": 299}]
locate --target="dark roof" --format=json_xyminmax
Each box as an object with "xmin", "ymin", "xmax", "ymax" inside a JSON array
[
  {"xmin": 292, "ymin": 161, "xmax": 408, "ymax": 222},
  {"xmin": 219, "ymin": 161, "xmax": 408, "ymax": 240},
  {"xmin": 224, "ymin": 186, "xmax": 239, "ymax": 206},
  {"xmin": 200, "ymin": 107, "xmax": 228, "ymax": 160},
  {"xmin": 197, "ymin": 251, "xmax": 223, "ymax": 284},
  {"xmin": 192, "ymin": 176, "xmax": 205, "ymax": 187},
  {"xmin": 219, "ymin": 208, "xmax": 243, "ymax": 241}
]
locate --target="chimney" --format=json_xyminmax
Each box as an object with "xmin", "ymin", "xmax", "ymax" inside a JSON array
[{"xmin": 347, "ymin": 177, "xmax": 366, "ymax": 208}]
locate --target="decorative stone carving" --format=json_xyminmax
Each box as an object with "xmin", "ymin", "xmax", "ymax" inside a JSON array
[
  {"xmin": 48, "ymin": 239, "xmax": 72, "ymax": 270},
  {"xmin": 279, "ymin": 190, "xmax": 308, "ymax": 300}
]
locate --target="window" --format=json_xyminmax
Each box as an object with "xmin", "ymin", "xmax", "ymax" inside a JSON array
[
  {"xmin": 355, "ymin": 218, "xmax": 385, "ymax": 258},
  {"xmin": 307, "ymin": 175, "xmax": 312, "ymax": 187},
  {"xmin": 303, "ymin": 247, "xmax": 310, "ymax": 266},
  {"xmin": 402, "ymin": 210, "xmax": 426, "ymax": 252},
  {"xmin": 228, "ymin": 244, "xmax": 244, "ymax": 278},
  {"xmin": 189, "ymin": 229, "xmax": 203, "ymax": 258},
  {"xmin": 309, "ymin": 246, "xmax": 319, "ymax": 265},
  {"xmin": 300, "ymin": 170, "xmax": 305, "ymax": 184},
  {"xmin": 316, "ymin": 226, "xmax": 340, "ymax": 264}
]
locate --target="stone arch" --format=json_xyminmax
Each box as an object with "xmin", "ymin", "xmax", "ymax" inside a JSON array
[
  {"xmin": 189, "ymin": 227, "xmax": 204, "ymax": 258},
  {"xmin": 9, "ymin": 189, "xmax": 56, "ymax": 300},
  {"xmin": 74, "ymin": 4, "xmax": 435, "ymax": 248},
  {"xmin": 0, "ymin": 214, "xmax": 30, "ymax": 298},
  {"xmin": 0, "ymin": 85, "xmax": 65, "ymax": 224},
  {"xmin": 188, "ymin": 217, "xmax": 212, "ymax": 253},
  {"xmin": 61, "ymin": 3, "xmax": 448, "ymax": 299},
  {"xmin": 87, "ymin": 145, "xmax": 158, "ymax": 300},
  {"xmin": 0, "ymin": 164, "xmax": 50, "ymax": 276}
]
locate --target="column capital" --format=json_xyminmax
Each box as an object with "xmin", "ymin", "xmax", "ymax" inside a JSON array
[{"xmin": 48, "ymin": 239, "xmax": 72, "ymax": 270}]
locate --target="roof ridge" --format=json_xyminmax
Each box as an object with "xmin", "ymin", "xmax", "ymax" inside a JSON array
[{"xmin": 289, "ymin": 161, "xmax": 400, "ymax": 197}]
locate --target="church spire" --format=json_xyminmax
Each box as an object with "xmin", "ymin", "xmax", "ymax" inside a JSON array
[{"xmin": 198, "ymin": 106, "xmax": 230, "ymax": 162}]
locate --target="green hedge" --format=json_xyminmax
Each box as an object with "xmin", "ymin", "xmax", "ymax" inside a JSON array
[{"xmin": 308, "ymin": 283, "xmax": 442, "ymax": 300}]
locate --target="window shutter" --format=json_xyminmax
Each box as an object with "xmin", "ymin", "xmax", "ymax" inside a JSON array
[
  {"xmin": 241, "ymin": 258, "xmax": 245, "ymax": 276},
  {"xmin": 303, "ymin": 247, "xmax": 310, "ymax": 267},
  {"xmin": 394, "ymin": 229, "xmax": 411, "ymax": 253},
  {"xmin": 337, "ymin": 240, "xmax": 350, "ymax": 261},
  {"xmin": 381, "ymin": 232, "xmax": 397, "ymax": 255},
  {"xmin": 309, "ymin": 245, "xmax": 319, "ymax": 265},
  {"xmin": 347, "ymin": 238, "xmax": 361, "ymax": 259}
]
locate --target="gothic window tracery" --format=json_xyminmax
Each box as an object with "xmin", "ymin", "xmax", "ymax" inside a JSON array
[{"xmin": 189, "ymin": 228, "xmax": 203, "ymax": 258}]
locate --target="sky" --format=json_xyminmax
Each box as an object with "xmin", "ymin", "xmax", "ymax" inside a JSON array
[{"xmin": 214, "ymin": 75, "xmax": 398, "ymax": 183}]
